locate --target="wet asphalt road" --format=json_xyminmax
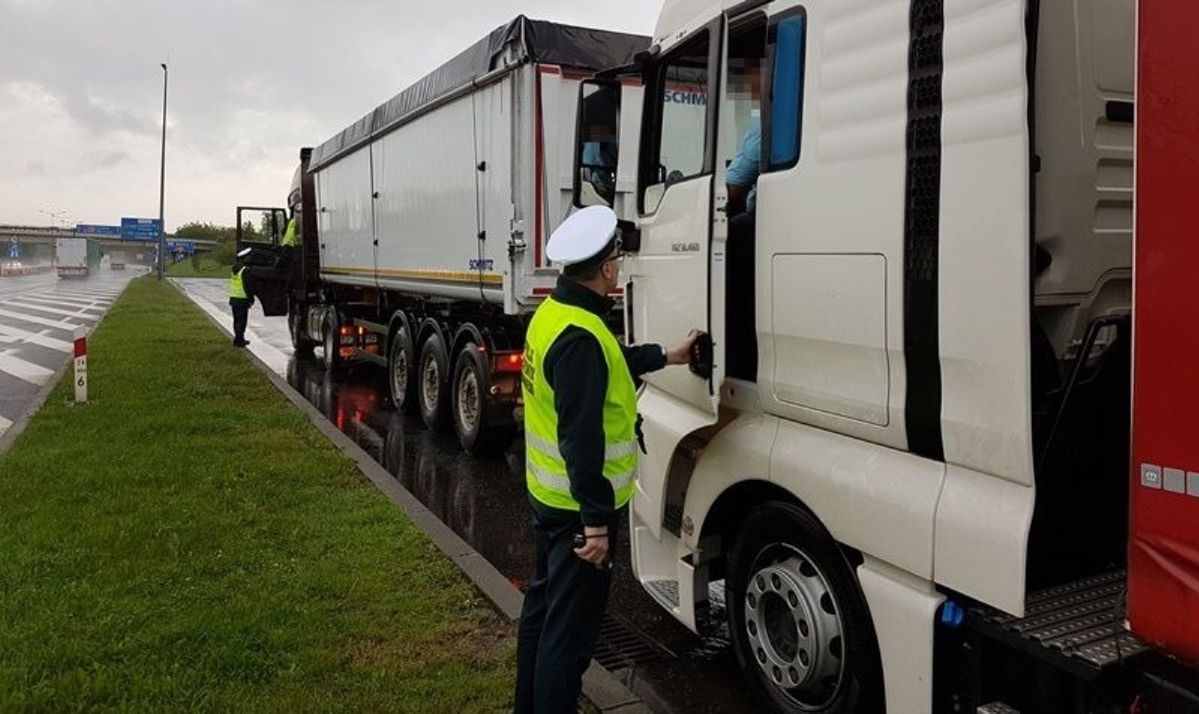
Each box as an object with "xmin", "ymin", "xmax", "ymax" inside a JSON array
[
  {"xmin": 0, "ymin": 266, "xmax": 143, "ymax": 440},
  {"xmin": 283, "ymin": 360, "xmax": 756, "ymax": 714},
  {"xmin": 173, "ymin": 278, "xmax": 755, "ymax": 713}
]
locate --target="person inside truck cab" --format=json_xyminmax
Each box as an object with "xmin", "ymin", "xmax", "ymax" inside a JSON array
[
  {"xmin": 725, "ymin": 54, "xmax": 764, "ymax": 218},
  {"xmin": 579, "ymin": 89, "xmax": 619, "ymax": 205},
  {"xmin": 281, "ymin": 208, "xmax": 298, "ymax": 249},
  {"xmin": 725, "ymin": 46, "xmax": 766, "ymax": 382}
]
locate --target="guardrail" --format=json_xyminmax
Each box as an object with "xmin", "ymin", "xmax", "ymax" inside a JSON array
[{"xmin": 0, "ymin": 264, "xmax": 54, "ymax": 277}]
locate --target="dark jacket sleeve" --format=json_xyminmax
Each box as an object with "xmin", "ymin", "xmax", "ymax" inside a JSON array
[
  {"xmin": 545, "ymin": 327, "xmax": 615, "ymax": 527},
  {"xmin": 622, "ymin": 343, "xmax": 667, "ymax": 380}
]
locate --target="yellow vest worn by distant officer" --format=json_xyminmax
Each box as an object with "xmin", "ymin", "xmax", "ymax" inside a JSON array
[
  {"xmin": 523, "ymin": 297, "xmax": 639, "ymax": 512},
  {"xmin": 229, "ymin": 266, "xmax": 248, "ymax": 299},
  {"xmin": 281, "ymin": 218, "xmax": 297, "ymax": 247}
]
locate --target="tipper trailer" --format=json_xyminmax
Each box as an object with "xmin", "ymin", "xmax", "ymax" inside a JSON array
[
  {"xmin": 565, "ymin": 0, "xmax": 1199, "ymax": 712},
  {"xmin": 240, "ymin": 16, "xmax": 650, "ymax": 454}
]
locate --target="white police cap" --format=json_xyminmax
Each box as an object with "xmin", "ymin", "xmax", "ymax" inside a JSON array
[{"xmin": 546, "ymin": 206, "xmax": 618, "ymax": 267}]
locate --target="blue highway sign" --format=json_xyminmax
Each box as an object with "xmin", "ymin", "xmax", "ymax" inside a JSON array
[
  {"xmin": 121, "ymin": 217, "xmax": 163, "ymax": 241},
  {"xmin": 75, "ymin": 224, "xmax": 122, "ymax": 237}
]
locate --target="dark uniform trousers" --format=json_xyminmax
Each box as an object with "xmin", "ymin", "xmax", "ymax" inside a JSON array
[
  {"xmin": 229, "ymin": 298, "xmax": 251, "ymax": 345},
  {"xmin": 514, "ymin": 508, "xmax": 619, "ymax": 713}
]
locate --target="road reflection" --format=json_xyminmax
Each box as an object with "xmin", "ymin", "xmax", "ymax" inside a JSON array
[{"xmin": 285, "ymin": 356, "xmax": 752, "ymax": 714}]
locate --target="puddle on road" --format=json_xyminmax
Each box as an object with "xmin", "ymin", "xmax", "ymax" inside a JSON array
[{"xmin": 286, "ymin": 357, "xmax": 753, "ymax": 714}]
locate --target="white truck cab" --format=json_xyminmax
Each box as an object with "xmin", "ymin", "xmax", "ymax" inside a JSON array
[{"xmin": 573, "ymin": 0, "xmax": 1137, "ymax": 711}]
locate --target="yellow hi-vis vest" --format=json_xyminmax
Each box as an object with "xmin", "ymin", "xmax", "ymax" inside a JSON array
[
  {"xmin": 229, "ymin": 266, "xmax": 248, "ymax": 299},
  {"xmin": 281, "ymin": 218, "xmax": 297, "ymax": 247},
  {"xmin": 523, "ymin": 297, "xmax": 639, "ymax": 512}
]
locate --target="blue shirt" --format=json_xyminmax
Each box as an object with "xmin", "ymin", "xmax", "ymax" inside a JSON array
[
  {"xmin": 582, "ymin": 141, "xmax": 615, "ymax": 168},
  {"xmin": 726, "ymin": 119, "xmax": 761, "ymax": 214}
]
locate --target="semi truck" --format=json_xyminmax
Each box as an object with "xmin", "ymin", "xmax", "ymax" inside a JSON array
[
  {"xmin": 55, "ymin": 237, "xmax": 101, "ymax": 278},
  {"xmin": 240, "ymin": 16, "xmax": 649, "ymax": 454},
  {"xmin": 563, "ymin": 0, "xmax": 1199, "ymax": 712}
]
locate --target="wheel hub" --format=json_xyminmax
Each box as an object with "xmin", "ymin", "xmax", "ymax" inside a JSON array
[
  {"xmin": 457, "ymin": 368, "xmax": 479, "ymax": 432},
  {"xmin": 423, "ymin": 358, "xmax": 440, "ymax": 411},
  {"xmin": 744, "ymin": 552, "xmax": 845, "ymax": 707},
  {"xmin": 391, "ymin": 349, "xmax": 408, "ymax": 402}
]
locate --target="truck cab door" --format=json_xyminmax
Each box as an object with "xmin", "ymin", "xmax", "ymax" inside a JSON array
[
  {"xmin": 235, "ymin": 206, "xmax": 290, "ymax": 316},
  {"xmin": 630, "ymin": 23, "xmax": 723, "ymax": 414},
  {"xmin": 625, "ymin": 20, "xmax": 725, "ymax": 540}
]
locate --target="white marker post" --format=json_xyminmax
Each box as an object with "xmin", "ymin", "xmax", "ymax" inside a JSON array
[{"xmin": 73, "ymin": 326, "xmax": 88, "ymax": 404}]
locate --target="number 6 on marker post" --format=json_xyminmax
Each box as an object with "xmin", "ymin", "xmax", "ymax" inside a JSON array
[{"xmin": 73, "ymin": 326, "xmax": 88, "ymax": 404}]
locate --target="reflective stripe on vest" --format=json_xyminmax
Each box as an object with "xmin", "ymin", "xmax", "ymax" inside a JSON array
[
  {"xmin": 229, "ymin": 266, "xmax": 247, "ymax": 299},
  {"xmin": 523, "ymin": 296, "xmax": 639, "ymax": 513},
  {"xmin": 281, "ymin": 218, "xmax": 297, "ymax": 247},
  {"xmin": 525, "ymin": 431, "xmax": 639, "ymax": 462}
]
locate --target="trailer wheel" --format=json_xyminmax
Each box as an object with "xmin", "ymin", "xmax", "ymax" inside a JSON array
[
  {"xmin": 417, "ymin": 332, "xmax": 452, "ymax": 432},
  {"xmin": 289, "ymin": 305, "xmax": 316, "ymax": 357},
  {"xmin": 388, "ymin": 324, "xmax": 419, "ymax": 414},
  {"xmin": 452, "ymin": 343, "xmax": 512, "ymax": 455},
  {"xmin": 727, "ymin": 502, "xmax": 884, "ymax": 714},
  {"xmin": 322, "ymin": 316, "xmax": 343, "ymax": 372}
]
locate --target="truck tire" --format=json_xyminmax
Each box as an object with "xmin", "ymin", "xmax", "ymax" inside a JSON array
[
  {"xmin": 388, "ymin": 324, "xmax": 419, "ymax": 414},
  {"xmin": 417, "ymin": 332, "xmax": 452, "ymax": 432},
  {"xmin": 323, "ymin": 315, "xmax": 343, "ymax": 372},
  {"xmin": 452, "ymin": 342, "xmax": 513, "ymax": 455},
  {"xmin": 289, "ymin": 305, "xmax": 316, "ymax": 357},
  {"xmin": 727, "ymin": 501, "xmax": 884, "ymax": 714}
]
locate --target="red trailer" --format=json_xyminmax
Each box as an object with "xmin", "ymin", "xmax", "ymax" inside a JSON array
[{"xmin": 1130, "ymin": 0, "xmax": 1199, "ymax": 667}]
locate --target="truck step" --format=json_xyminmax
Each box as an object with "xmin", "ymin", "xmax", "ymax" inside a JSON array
[
  {"xmin": 970, "ymin": 570, "xmax": 1150, "ymax": 671},
  {"xmin": 644, "ymin": 579, "xmax": 680, "ymax": 610}
]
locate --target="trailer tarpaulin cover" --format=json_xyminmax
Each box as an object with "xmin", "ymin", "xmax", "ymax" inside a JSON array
[
  {"xmin": 1129, "ymin": 0, "xmax": 1199, "ymax": 665},
  {"xmin": 310, "ymin": 16, "xmax": 647, "ymax": 171}
]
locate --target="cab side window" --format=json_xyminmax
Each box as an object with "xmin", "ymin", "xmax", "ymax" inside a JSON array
[
  {"xmin": 641, "ymin": 31, "xmax": 714, "ymax": 213},
  {"xmin": 763, "ymin": 10, "xmax": 807, "ymax": 171}
]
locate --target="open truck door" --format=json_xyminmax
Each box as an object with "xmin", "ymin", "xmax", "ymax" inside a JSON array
[
  {"xmin": 235, "ymin": 205, "xmax": 290, "ymax": 316},
  {"xmin": 573, "ymin": 19, "xmax": 723, "ymax": 625},
  {"xmin": 622, "ymin": 21, "xmax": 724, "ymax": 554}
]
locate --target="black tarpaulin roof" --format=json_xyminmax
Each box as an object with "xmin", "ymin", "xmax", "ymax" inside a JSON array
[{"xmin": 309, "ymin": 16, "xmax": 648, "ymax": 171}]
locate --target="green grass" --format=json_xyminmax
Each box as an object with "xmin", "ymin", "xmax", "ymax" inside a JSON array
[
  {"xmin": 165, "ymin": 257, "xmax": 230, "ymax": 278},
  {"xmin": 0, "ymin": 278, "xmax": 514, "ymax": 712}
]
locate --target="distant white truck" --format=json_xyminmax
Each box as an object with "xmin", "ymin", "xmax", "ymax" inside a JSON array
[
  {"xmin": 109, "ymin": 251, "xmax": 127, "ymax": 270},
  {"xmin": 56, "ymin": 237, "xmax": 101, "ymax": 278}
]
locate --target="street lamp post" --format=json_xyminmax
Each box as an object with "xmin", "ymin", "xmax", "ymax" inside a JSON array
[
  {"xmin": 157, "ymin": 62, "xmax": 168, "ymax": 281},
  {"xmin": 38, "ymin": 208, "xmax": 68, "ymax": 229}
]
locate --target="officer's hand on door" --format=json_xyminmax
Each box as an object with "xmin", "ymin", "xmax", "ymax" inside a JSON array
[
  {"xmin": 665, "ymin": 330, "xmax": 701, "ymax": 365},
  {"xmin": 574, "ymin": 526, "xmax": 609, "ymax": 566}
]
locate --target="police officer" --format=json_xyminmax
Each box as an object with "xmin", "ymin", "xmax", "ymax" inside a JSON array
[
  {"xmin": 229, "ymin": 248, "xmax": 254, "ymax": 348},
  {"xmin": 514, "ymin": 206, "xmax": 697, "ymax": 712}
]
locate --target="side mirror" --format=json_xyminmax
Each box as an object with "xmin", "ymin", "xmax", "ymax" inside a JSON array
[
  {"xmin": 616, "ymin": 219, "xmax": 641, "ymax": 253},
  {"xmin": 573, "ymin": 79, "xmax": 622, "ymax": 209}
]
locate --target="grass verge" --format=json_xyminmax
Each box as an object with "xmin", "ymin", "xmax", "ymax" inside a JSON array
[
  {"xmin": 0, "ymin": 277, "xmax": 513, "ymax": 711},
  {"xmin": 165, "ymin": 257, "xmax": 230, "ymax": 278}
]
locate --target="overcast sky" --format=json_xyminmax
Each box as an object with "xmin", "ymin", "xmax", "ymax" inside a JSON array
[{"xmin": 0, "ymin": 0, "xmax": 661, "ymax": 231}]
